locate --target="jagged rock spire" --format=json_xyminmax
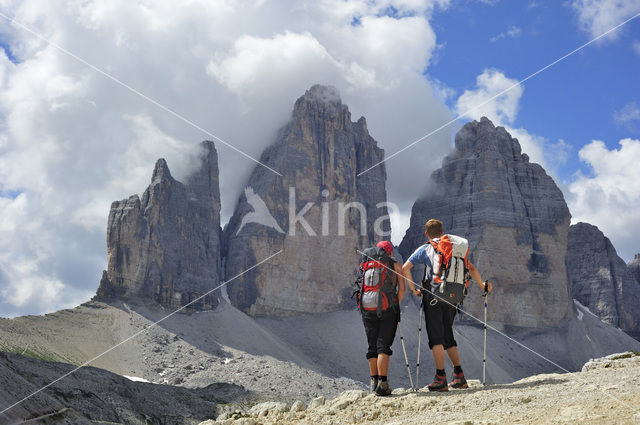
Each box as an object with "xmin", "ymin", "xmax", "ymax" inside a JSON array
[
  {"xmin": 95, "ymin": 141, "xmax": 222, "ymax": 311},
  {"xmin": 399, "ymin": 117, "xmax": 572, "ymax": 328},
  {"xmin": 222, "ymin": 85, "xmax": 389, "ymax": 316}
]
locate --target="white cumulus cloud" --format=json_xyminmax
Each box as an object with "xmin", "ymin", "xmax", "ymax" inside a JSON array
[
  {"xmin": 207, "ymin": 31, "xmax": 341, "ymax": 103},
  {"xmin": 567, "ymin": 138, "xmax": 640, "ymax": 261},
  {"xmin": 0, "ymin": 0, "xmax": 453, "ymax": 316},
  {"xmin": 455, "ymin": 67, "xmax": 640, "ymax": 262},
  {"xmin": 571, "ymin": 0, "xmax": 640, "ymax": 40},
  {"xmin": 454, "ymin": 69, "xmax": 570, "ymax": 176},
  {"xmin": 455, "ymin": 69, "xmax": 522, "ymax": 125}
]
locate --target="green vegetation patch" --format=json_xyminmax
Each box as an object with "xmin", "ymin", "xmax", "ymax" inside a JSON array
[
  {"xmin": 1, "ymin": 345, "xmax": 73, "ymax": 364},
  {"xmin": 20, "ymin": 348, "xmax": 61, "ymax": 363}
]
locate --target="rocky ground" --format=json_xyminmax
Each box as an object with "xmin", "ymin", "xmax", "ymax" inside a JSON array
[
  {"xmin": 0, "ymin": 300, "xmax": 361, "ymax": 406},
  {"xmin": 0, "ymin": 351, "xmax": 247, "ymax": 425},
  {"xmin": 200, "ymin": 353, "xmax": 640, "ymax": 425},
  {"xmin": 2, "ymin": 298, "xmax": 640, "ymax": 423}
]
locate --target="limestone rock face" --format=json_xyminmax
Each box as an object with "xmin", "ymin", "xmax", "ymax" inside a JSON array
[
  {"xmin": 628, "ymin": 254, "xmax": 640, "ymax": 285},
  {"xmin": 95, "ymin": 141, "xmax": 222, "ymax": 311},
  {"xmin": 399, "ymin": 117, "xmax": 572, "ymax": 328},
  {"xmin": 223, "ymin": 85, "xmax": 389, "ymax": 316},
  {"xmin": 567, "ymin": 223, "xmax": 640, "ymax": 339}
]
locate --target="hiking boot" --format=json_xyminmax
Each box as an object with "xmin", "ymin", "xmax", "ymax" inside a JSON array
[
  {"xmin": 428, "ymin": 373, "xmax": 448, "ymax": 392},
  {"xmin": 375, "ymin": 380, "xmax": 392, "ymax": 396},
  {"xmin": 370, "ymin": 377, "xmax": 378, "ymax": 392},
  {"xmin": 449, "ymin": 371, "xmax": 468, "ymax": 389}
]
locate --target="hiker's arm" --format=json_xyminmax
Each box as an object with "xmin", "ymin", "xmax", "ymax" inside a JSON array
[
  {"xmin": 469, "ymin": 263, "xmax": 492, "ymax": 293},
  {"xmin": 395, "ymin": 262, "xmax": 406, "ymax": 303},
  {"xmin": 402, "ymin": 261, "xmax": 421, "ymax": 297}
]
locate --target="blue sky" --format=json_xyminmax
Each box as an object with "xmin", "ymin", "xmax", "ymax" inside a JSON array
[
  {"xmin": 0, "ymin": 40, "xmax": 15, "ymax": 63},
  {"xmin": 429, "ymin": 0, "xmax": 640, "ymax": 183}
]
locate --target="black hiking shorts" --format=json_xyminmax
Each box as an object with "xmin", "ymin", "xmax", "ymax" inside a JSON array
[
  {"xmin": 423, "ymin": 292, "xmax": 457, "ymax": 349},
  {"xmin": 362, "ymin": 308, "xmax": 399, "ymax": 359}
]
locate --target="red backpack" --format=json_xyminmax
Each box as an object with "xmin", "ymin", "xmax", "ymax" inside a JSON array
[{"xmin": 354, "ymin": 246, "xmax": 399, "ymax": 316}]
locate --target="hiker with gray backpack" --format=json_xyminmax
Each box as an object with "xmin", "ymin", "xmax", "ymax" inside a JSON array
[
  {"xmin": 354, "ymin": 240, "xmax": 406, "ymax": 396},
  {"xmin": 402, "ymin": 219, "xmax": 492, "ymax": 392}
]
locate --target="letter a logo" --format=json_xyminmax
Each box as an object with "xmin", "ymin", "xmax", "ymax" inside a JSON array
[{"xmin": 236, "ymin": 187, "xmax": 285, "ymax": 235}]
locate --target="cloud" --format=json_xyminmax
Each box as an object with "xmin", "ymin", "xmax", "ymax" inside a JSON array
[
  {"xmin": 0, "ymin": 0, "xmax": 453, "ymax": 316},
  {"xmin": 571, "ymin": 0, "xmax": 640, "ymax": 40},
  {"xmin": 489, "ymin": 25, "xmax": 522, "ymax": 43},
  {"xmin": 455, "ymin": 69, "xmax": 522, "ymax": 125},
  {"xmin": 454, "ymin": 69, "xmax": 639, "ymax": 263},
  {"xmin": 634, "ymin": 40, "xmax": 640, "ymax": 55},
  {"xmin": 207, "ymin": 32, "xmax": 341, "ymax": 103},
  {"xmin": 567, "ymin": 138, "xmax": 640, "ymax": 261},
  {"xmin": 425, "ymin": 76, "xmax": 457, "ymax": 103},
  {"xmin": 0, "ymin": 193, "xmax": 96, "ymax": 314},
  {"xmin": 614, "ymin": 101, "xmax": 640, "ymax": 133},
  {"xmin": 614, "ymin": 101, "xmax": 640, "ymax": 123},
  {"xmin": 454, "ymin": 69, "xmax": 571, "ymax": 176}
]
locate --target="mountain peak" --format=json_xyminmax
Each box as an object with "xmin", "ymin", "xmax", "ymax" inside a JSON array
[
  {"xmin": 200, "ymin": 140, "xmax": 217, "ymax": 160},
  {"xmin": 186, "ymin": 140, "xmax": 220, "ymax": 201},
  {"xmin": 151, "ymin": 158, "xmax": 172, "ymax": 182},
  {"xmin": 292, "ymin": 84, "xmax": 348, "ymax": 122},
  {"xmin": 223, "ymin": 85, "xmax": 387, "ymax": 316},
  {"xmin": 455, "ymin": 117, "xmax": 524, "ymax": 162},
  {"xmin": 96, "ymin": 143, "xmax": 222, "ymax": 311},
  {"xmin": 400, "ymin": 119, "xmax": 571, "ymax": 329},
  {"xmin": 303, "ymin": 84, "xmax": 341, "ymax": 104}
]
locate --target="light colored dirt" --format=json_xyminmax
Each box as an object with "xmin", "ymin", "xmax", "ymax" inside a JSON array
[{"xmin": 202, "ymin": 355, "xmax": 640, "ymax": 425}]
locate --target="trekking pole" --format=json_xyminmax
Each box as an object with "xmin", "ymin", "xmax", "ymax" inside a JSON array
[
  {"xmin": 397, "ymin": 325, "xmax": 415, "ymax": 391},
  {"xmin": 482, "ymin": 281, "xmax": 489, "ymax": 386},
  {"xmin": 415, "ymin": 300, "xmax": 423, "ymax": 390}
]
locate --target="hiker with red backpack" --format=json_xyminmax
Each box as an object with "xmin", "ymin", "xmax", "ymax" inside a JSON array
[
  {"xmin": 402, "ymin": 219, "xmax": 492, "ymax": 392},
  {"xmin": 355, "ymin": 240, "xmax": 406, "ymax": 396}
]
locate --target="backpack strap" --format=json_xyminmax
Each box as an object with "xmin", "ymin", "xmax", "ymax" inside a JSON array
[
  {"xmin": 376, "ymin": 260, "xmax": 387, "ymax": 317},
  {"xmin": 387, "ymin": 259, "xmax": 400, "ymax": 314},
  {"xmin": 353, "ymin": 262, "xmax": 365, "ymax": 311},
  {"xmin": 428, "ymin": 240, "xmax": 446, "ymax": 284}
]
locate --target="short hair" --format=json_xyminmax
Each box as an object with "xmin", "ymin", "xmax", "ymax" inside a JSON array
[{"xmin": 425, "ymin": 219, "xmax": 443, "ymax": 239}]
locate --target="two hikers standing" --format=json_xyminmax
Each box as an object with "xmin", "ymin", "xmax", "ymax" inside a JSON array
[{"xmin": 357, "ymin": 219, "xmax": 492, "ymax": 395}]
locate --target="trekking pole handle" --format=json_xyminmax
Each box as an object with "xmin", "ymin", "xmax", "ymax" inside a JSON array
[{"xmin": 483, "ymin": 280, "xmax": 489, "ymax": 295}]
